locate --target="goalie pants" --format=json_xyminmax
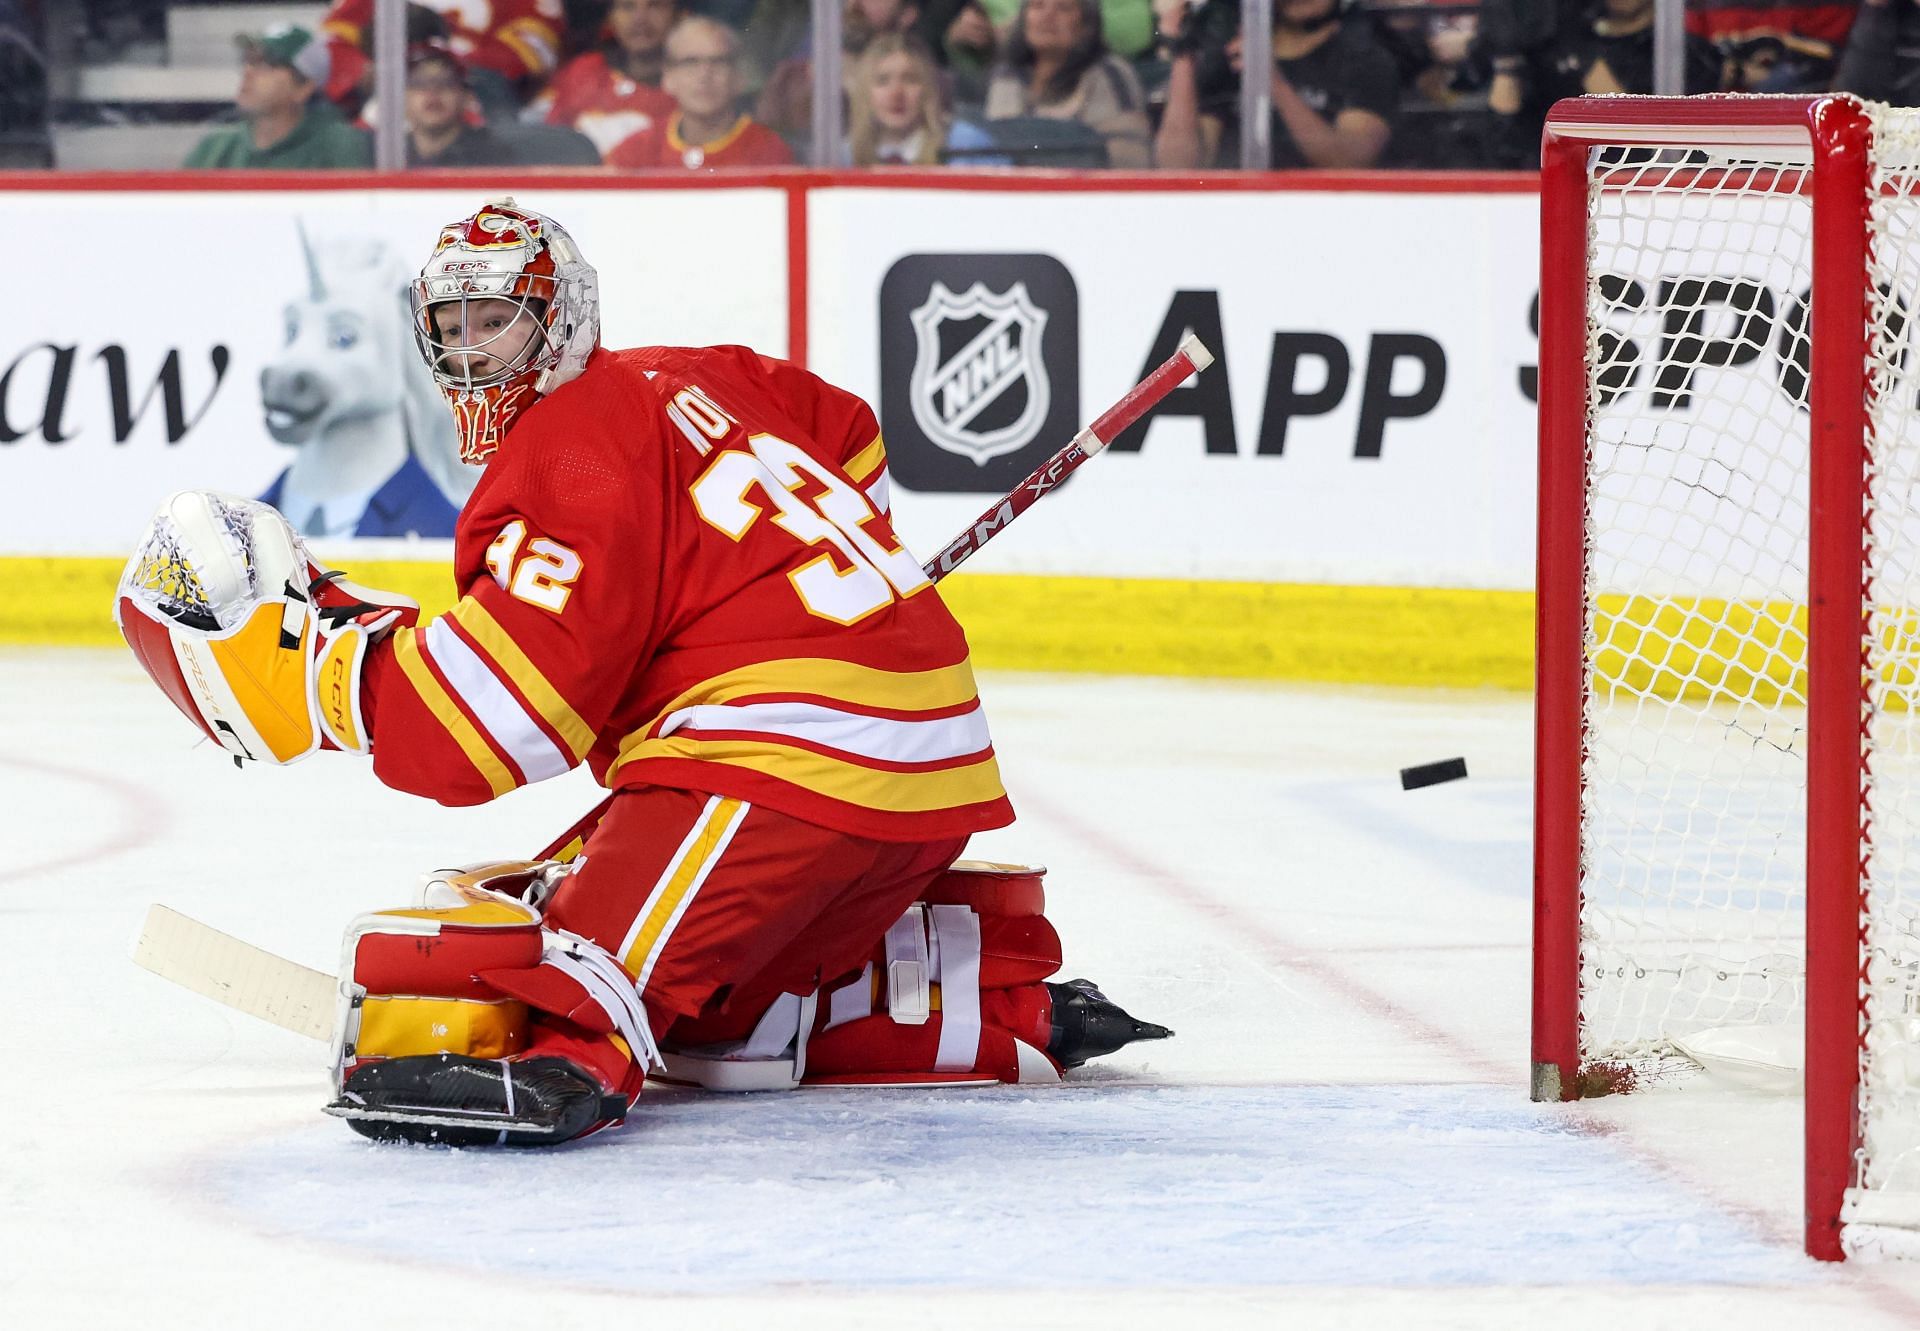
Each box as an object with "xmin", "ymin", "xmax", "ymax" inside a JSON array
[{"xmin": 541, "ymin": 784, "xmax": 968, "ymax": 1047}]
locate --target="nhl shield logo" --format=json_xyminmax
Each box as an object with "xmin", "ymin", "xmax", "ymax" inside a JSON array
[{"xmin": 908, "ymin": 281, "xmax": 1051, "ymax": 466}]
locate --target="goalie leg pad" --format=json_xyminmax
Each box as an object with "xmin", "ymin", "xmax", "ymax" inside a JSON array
[{"xmin": 326, "ymin": 867, "xmax": 654, "ymax": 1146}]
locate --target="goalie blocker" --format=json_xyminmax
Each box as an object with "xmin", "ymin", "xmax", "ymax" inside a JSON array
[{"xmin": 326, "ymin": 860, "xmax": 1170, "ymax": 1145}]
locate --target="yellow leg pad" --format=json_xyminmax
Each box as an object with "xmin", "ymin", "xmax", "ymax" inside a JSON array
[{"xmin": 356, "ymin": 995, "xmax": 531, "ymax": 1060}]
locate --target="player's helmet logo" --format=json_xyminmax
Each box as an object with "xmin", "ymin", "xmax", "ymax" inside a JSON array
[{"xmin": 908, "ymin": 281, "xmax": 1051, "ymax": 466}]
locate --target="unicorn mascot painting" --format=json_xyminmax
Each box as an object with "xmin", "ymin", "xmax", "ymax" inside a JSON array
[{"xmin": 258, "ymin": 223, "xmax": 473, "ymax": 538}]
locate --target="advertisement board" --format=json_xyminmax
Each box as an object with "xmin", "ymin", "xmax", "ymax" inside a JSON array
[
  {"xmin": 0, "ymin": 186, "xmax": 786, "ymax": 555},
  {"xmin": 807, "ymin": 184, "xmax": 1546, "ymax": 590},
  {"xmin": 0, "ymin": 172, "xmax": 1554, "ymax": 681}
]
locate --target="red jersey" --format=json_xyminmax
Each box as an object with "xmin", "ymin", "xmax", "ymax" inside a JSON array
[
  {"xmin": 362, "ymin": 346, "xmax": 1013, "ymax": 844},
  {"xmin": 605, "ymin": 115, "xmax": 794, "ymax": 170},
  {"xmin": 532, "ymin": 52, "xmax": 676, "ymax": 159},
  {"xmin": 323, "ymin": 0, "xmax": 565, "ymax": 89},
  {"xmin": 1684, "ymin": 2, "xmax": 1858, "ymax": 51}
]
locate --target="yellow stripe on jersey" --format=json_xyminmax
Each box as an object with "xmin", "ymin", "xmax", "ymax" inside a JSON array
[
  {"xmin": 643, "ymin": 656, "xmax": 981, "ymax": 736},
  {"xmin": 391, "ymin": 627, "xmax": 518, "ymax": 798},
  {"xmin": 449, "ymin": 597, "xmax": 595, "ymax": 760},
  {"xmin": 844, "ymin": 435, "xmax": 887, "ymax": 483},
  {"xmin": 608, "ymin": 735, "xmax": 1005, "ymax": 813},
  {"xmin": 496, "ymin": 20, "xmax": 557, "ymax": 74},
  {"xmin": 619, "ymin": 796, "xmax": 745, "ymax": 978}
]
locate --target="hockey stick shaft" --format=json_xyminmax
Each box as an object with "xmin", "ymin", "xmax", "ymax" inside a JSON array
[
  {"xmin": 920, "ymin": 333, "xmax": 1213, "ymax": 580},
  {"xmin": 535, "ymin": 335, "xmax": 1215, "ymax": 863}
]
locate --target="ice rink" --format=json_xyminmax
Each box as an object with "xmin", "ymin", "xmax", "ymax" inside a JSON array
[{"xmin": 8, "ymin": 647, "xmax": 1920, "ymax": 1328}]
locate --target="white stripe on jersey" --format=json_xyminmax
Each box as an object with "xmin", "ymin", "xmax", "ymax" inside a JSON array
[
  {"xmin": 655, "ymin": 698, "xmax": 990, "ymax": 766},
  {"xmin": 422, "ymin": 618, "xmax": 571, "ymax": 784},
  {"xmin": 863, "ymin": 466, "xmax": 891, "ymax": 518}
]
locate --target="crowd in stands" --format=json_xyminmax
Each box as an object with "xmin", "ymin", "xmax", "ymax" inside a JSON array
[{"xmin": 30, "ymin": 1, "xmax": 1920, "ymax": 171}]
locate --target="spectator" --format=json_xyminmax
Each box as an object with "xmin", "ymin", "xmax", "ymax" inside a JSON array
[
  {"xmin": 184, "ymin": 26, "xmax": 373, "ymax": 169},
  {"xmin": 984, "ymin": 0, "xmax": 1151, "ymax": 167},
  {"xmin": 0, "ymin": 0, "xmax": 49, "ymax": 169},
  {"xmin": 846, "ymin": 32, "xmax": 1005, "ymax": 162},
  {"xmin": 1835, "ymin": 0, "xmax": 1920, "ymax": 103},
  {"xmin": 606, "ymin": 16, "xmax": 795, "ymax": 166},
  {"xmin": 1539, "ymin": 0, "xmax": 1724, "ymax": 100},
  {"xmin": 942, "ymin": 0, "xmax": 1152, "ymax": 103},
  {"xmin": 322, "ymin": 0, "xmax": 566, "ymax": 115},
  {"xmin": 1366, "ymin": 1, "xmax": 1502, "ymax": 169},
  {"xmin": 534, "ymin": 0, "xmax": 681, "ymax": 158},
  {"xmin": 403, "ymin": 44, "xmax": 512, "ymax": 166},
  {"xmin": 756, "ymin": 0, "xmax": 929, "ymax": 150},
  {"xmin": 1154, "ymin": 0, "xmax": 1398, "ymax": 170},
  {"xmin": 1689, "ymin": 1, "xmax": 1858, "ymax": 93}
]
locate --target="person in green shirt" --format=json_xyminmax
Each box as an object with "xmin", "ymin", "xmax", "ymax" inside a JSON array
[{"xmin": 184, "ymin": 25, "xmax": 372, "ymax": 170}]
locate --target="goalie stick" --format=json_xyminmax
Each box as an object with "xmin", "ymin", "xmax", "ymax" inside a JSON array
[
  {"xmin": 132, "ymin": 904, "xmax": 334, "ymax": 1040},
  {"xmin": 134, "ymin": 338, "xmax": 1217, "ymax": 1025}
]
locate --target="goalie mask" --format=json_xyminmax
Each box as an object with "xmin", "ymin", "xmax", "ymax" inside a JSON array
[{"xmin": 409, "ymin": 199, "xmax": 600, "ymax": 465}]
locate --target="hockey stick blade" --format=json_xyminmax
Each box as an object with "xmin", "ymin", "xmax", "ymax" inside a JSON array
[{"xmin": 132, "ymin": 904, "xmax": 336, "ymax": 1041}]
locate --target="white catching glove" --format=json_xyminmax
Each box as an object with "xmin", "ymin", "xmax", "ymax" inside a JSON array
[{"xmin": 114, "ymin": 490, "xmax": 419, "ymax": 763}]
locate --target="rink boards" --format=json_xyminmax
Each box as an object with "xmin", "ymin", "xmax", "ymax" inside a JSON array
[{"xmin": 0, "ymin": 171, "xmax": 1548, "ymax": 683}]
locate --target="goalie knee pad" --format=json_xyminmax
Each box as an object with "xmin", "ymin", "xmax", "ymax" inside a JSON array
[
  {"xmin": 661, "ymin": 862, "xmax": 1110, "ymax": 1090},
  {"xmin": 805, "ymin": 861, "xmax": 1067, "ymax": 1085},
  {"xmin": 324, "ymin": 862, "xmax": 659, "ymax": 1146}
]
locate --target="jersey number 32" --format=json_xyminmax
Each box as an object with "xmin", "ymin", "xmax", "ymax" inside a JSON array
[{"xmin": 691, "ymin": 433, "xmax": 929, "ymax": 625}]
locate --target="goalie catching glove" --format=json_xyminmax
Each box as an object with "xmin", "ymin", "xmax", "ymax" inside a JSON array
[{"xmin": 115, "ymin": 490, "xmax": 417, "ymax": 763}]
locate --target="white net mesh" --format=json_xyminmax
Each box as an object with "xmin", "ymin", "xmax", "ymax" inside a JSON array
[
  {"xmin": 1579, "ymin": 148, "xmax": 1816, "ymax": 1081},
  {"xmin": 1575, "ymin": 105, "xmax": 1920, "ymax": 1245},
  {"xmin": 117, "ymin": 492, "xmax": 285, "ymax": 633}
]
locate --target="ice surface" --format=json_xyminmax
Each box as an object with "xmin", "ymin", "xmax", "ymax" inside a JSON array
[{"xmin": 5, "ymin": 650, "xmax": 1920, "ymax": 1328}]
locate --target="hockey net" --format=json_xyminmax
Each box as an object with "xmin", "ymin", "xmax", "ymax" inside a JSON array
[{"xmin": 1534, "ymin": 94, "xmax": 1920, "ymax": 1262}]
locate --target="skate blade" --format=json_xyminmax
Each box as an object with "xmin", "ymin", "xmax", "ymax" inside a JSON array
[{"xmin": 322, "ymin": 1100, "xmax": 567, "ymax": 1134}]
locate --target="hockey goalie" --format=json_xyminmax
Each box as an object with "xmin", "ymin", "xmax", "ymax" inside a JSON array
[{"xmin": 113, "ymin": 200, "xmax": 1170, "ymax": 1146}]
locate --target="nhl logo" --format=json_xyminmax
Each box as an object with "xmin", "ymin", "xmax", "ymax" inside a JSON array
[
  {"xmin": 908, "ymin": 281, "xmax": 1050, "ymax": 466},
  {"xmin": 880, "ymin": 253, "xmax": 1079, "ymax": 494}
]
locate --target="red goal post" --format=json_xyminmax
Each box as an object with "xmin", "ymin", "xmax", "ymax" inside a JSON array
[{"xmin": 1532, "ymin": 94, "xmax": 1893, "ymax": 1263}]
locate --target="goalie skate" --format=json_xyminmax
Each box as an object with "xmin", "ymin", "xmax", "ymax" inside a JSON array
[
  {"xmin": 324, "ymin": 1053, "xmax": 628, "ymax": 1147},
  {"xmin": 1045, "ymin": 978, "xmax": 1173, "ymax": 1069}
]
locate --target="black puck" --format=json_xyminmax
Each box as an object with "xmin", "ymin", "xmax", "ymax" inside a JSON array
[{"xmin": 1400, "ymin": 757, "xmax": 1468, "ymax": 790}]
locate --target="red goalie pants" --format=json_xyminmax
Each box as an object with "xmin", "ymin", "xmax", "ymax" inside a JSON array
[{"xmin": 542, "ymin": 785, "xmax": 967, "ymax": 1045}]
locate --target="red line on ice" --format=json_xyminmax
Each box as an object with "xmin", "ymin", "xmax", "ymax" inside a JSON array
[
  {"xmin": 1024, "ymin": 787, "xmax": 1920, "ymax": 1316},
  {"xmin": 0, "ymin": 753, "xmax": 166, "ymax": 888}
]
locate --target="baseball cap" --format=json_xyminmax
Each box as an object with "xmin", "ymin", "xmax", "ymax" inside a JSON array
[
  {"xmin": 407, "ymin": 42, "xmax": 469, "ymax": 84},
  {"xmin": 236, "ymin": 25, "xmax": 333, "ymax": 86}
]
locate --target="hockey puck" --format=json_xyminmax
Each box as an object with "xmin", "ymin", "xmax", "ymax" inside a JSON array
[{"xmin": 1400, "ymin": 757, "xmax": 1468, "ymax": 790}]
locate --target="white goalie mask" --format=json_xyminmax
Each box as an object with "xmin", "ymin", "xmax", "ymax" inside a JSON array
[{"xmin": 408, "ymin": 199, "xmax": 600, "ymax": 465}]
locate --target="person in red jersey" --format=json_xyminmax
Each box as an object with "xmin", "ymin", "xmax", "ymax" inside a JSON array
[
  {"xmin": 114, "ymin": 200, "xmax": 1168, "ymax": 1146},
  {"xmin": 531, "ymin": 0, "xmax": 681, "ymax": 158},
  {"xmin": 322, "ymin": 0, "xmax": 565, "ymax": 111},
  {"xmin": 606, "ymin": 16, "xmax": 795, "ymax": 167}
]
